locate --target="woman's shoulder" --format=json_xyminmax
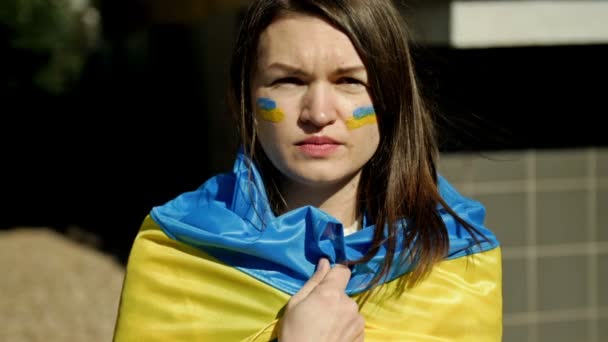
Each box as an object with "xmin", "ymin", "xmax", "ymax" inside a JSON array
[
  {"xmin": 437, "ymin": 175, "xmax": 501, "ymax": 257},
  {"xmin": 437, "ymin": 175, "xmax": 483, "ymax": 209}
]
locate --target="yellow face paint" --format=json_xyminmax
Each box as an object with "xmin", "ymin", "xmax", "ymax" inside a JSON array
[
  {"xmin": 256, "ymin": 98, "xmax": 285, "ymax": 123},
  {"xmin": 346, "ymin": 106, "xmax": 377, "ymax": 130}
]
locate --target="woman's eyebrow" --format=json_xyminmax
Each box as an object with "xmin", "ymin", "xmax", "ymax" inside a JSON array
[
  {"xmin": 264, "ymin": 63, "xmax": 366, "ymax": 76},
  {"xmin": 265, "ymin": 62, "xmax": 308, "ymax": 76},
  {"xmin": 334, "ymin": 65, "xmax": 366, "ymax": 75}
]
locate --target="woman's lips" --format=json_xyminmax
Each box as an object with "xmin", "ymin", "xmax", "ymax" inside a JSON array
[
  {"xmin": 297, "ymin": 143, "xmax": 339, "ymax": 157},
  {"xmin": 296, "ymin": 136, "xmax": 341, "ymax": 157}
]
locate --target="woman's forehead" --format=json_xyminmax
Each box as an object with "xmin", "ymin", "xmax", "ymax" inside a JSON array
[{"xmin": 256, "ymin": 14, "xmax": 363, "ymax": 71}]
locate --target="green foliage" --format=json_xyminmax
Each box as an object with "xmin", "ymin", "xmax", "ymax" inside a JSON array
[{"xmin": 0, "ymin": 0, "xmax": 98, "ymax": 94}]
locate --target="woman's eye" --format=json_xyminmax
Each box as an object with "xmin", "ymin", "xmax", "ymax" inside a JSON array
[
  {"xmin": 339, "ymin": 77, "xmax": 362, "ymax": 84},
  {"xmin": 337, "ymin": 77, "xmax": 367, "ymax": 90},
  {"xmin": 272, "ymin": 77, "xmax": 304, "ymax": 86}
]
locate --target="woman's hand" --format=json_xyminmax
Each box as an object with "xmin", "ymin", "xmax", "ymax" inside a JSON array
[{"xmin": 278, "ymin": 258, "xmax": 365, "ymax": 342}]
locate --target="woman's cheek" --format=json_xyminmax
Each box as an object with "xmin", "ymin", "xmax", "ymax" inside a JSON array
[
  {"xmin": 256, "ymin": 97, "xmax": 285, "ymax": 123},
  {"xmin": 346, "ymin": 106, "xmax": 377, "ymax": 130}
]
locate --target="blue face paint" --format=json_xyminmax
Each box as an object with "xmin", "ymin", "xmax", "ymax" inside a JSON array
[
  {"xmin": 347, "ymin": 106, "xmax": 377, "ymax": 129},
  {"xmin": 256, "ymin": 97, "xmax": 285, "ymax": 123}
]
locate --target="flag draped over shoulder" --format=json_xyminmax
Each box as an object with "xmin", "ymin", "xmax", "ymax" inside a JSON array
[{"xmin": 113, "ymin": 151, "xmax": 502, "ymax": 341}]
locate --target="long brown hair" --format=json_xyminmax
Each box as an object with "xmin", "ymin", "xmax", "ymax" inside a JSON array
[{"xmin": 227, "ymin": 0, "xmax": 485, "ymax": 290}]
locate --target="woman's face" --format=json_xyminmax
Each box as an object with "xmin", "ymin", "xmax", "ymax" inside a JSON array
[{"xmin": 251, "ymin": 13, "xmax": 380, "ymax": 188}]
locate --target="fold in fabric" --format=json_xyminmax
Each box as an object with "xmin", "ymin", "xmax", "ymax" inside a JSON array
[
  {"xmin": 150, "ymin": 150, "xmax": 499, "ymax": 295},
  {"xmin": 113, "ymin": 150, "xmax": 502, "ymax": 341},
  {"xmin": 113, "ymin": 217, "xmax": 502, "ymax": 341}
]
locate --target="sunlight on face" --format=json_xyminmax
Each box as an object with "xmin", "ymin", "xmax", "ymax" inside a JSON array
[{"xmin": 251, "ymin": 13, "xmax": 380, "ymax": 188}]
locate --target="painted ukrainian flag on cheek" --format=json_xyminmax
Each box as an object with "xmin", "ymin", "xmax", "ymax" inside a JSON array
[
  {"xmin": 256, "ymin": 97, "xmax": 285, "ymax": 123},
  {"xmin": 346, "ymin": 106, "xmax": 377, "ymax": 130}
]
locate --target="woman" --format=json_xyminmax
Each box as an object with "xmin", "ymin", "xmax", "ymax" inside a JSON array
[{"xmin": 113, "ymin": 0, "xmax": 502, "ymax": 341}]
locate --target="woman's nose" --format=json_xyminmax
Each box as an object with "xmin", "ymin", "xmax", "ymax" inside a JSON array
[{"xmin": 299, "ymin": 83, "xmax": 337, "ymax": 128}]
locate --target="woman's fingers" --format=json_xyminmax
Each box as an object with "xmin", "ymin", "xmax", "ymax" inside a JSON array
[
  {"xmin": 319, "ymin": 263, "xmax": 351, "ymax": 291},
  {"xmin": 279, "ymin": 258, "xmax": 364, "ymax": 342},
  {"xmin": 289, "ymin": 258, "xmax": 330, "ymax": 306}
]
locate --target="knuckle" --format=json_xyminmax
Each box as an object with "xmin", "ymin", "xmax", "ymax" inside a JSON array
[
  {"xmin": 346, "ymin": 298, "xmax": 360, "ymax": 312},
  {"xmin": 316, "ymin": 287, "xmax": 342, "ymax": 301},
  {"xmin": 355, "ymin": 314, "xmax": 365, "ymax": 329}
]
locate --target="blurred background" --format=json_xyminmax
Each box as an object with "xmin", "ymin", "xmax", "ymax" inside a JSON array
[{"xmin": 1, "ymin": 0, "xmax": 606, "ymax": 341}]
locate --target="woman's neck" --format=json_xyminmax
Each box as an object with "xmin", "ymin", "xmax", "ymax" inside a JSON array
[{"xmin": 280, "ymin": 172, "xmax": 361, "ymax": 227}]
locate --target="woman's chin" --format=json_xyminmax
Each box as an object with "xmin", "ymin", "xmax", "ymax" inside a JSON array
[{"xmin": 284, "ymin": 168, "xmax": 360, "ymax": 189}]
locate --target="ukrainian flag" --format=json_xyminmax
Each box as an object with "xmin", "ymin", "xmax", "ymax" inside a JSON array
[
  {"xmin": 256, "ymin": 98, "xmax": 285, "ymax": 123},
  {"xmin": 113, "ymin": 151, "xmax": 502, "ymax": 341},
  {"xmin": 346, "ymin": 106, "xmax": 377, "ymax": 129}
]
